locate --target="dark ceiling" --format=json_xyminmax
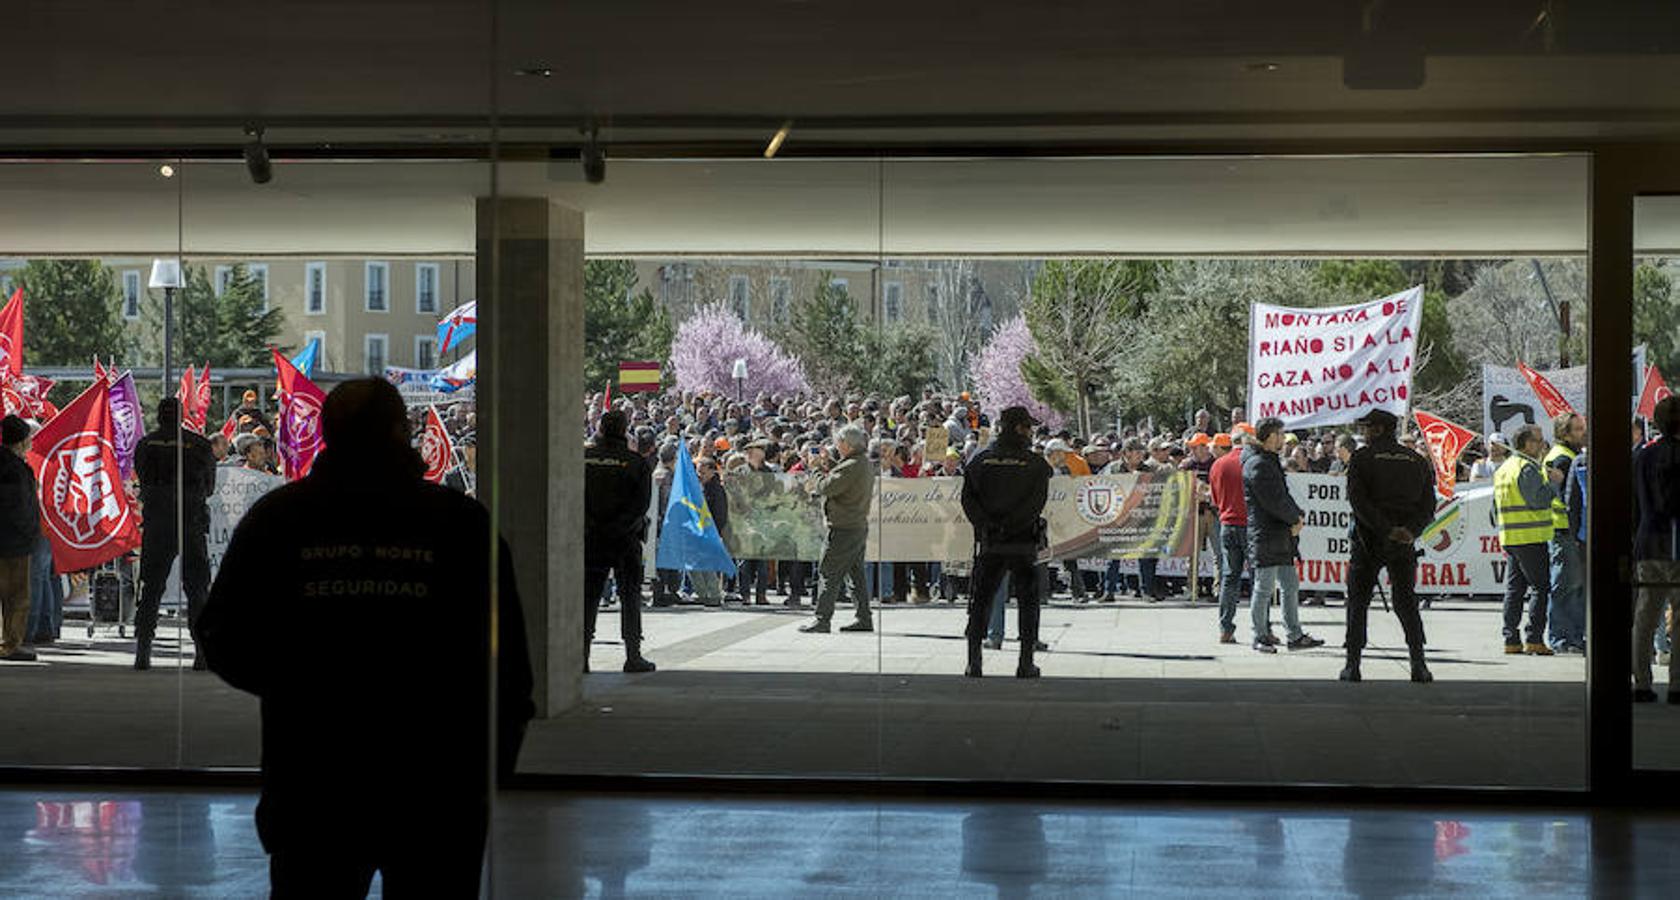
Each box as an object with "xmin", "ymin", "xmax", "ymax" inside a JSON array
[{"xmin": 5, "ymin": 1, "xmax": 1679, "ymax": 153}]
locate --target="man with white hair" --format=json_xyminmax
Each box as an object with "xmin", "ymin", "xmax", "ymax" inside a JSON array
[{"xmin": 801, "ymin": 425, "xmax": 877, "ymax": 633}]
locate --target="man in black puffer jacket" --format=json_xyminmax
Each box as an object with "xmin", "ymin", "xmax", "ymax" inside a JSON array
[
  {"xmin": 584, "ymin": 410, "xmax": 656, "ymax": 673},
  {"xmin": 1241, "ymin": 417, "xmax": 1324, "ymax": 654},
  {"xmin": 960, "ymin": 406, "xmax": 1053, "ymax": 678}
]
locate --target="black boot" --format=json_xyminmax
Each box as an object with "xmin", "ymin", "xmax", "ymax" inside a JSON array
[
  {"xmin": 1016, "ymin": 643, "xmax": 1040, "ymax": 679},
  {"xmin": 133, "ymin": 639, "xmax": 151, "ymax": 671},
  {"xmin": 1338, "ymin": 650, "xmax": 1361, "ymax": 682},
  {"xmin": 1409, "ymin": 648, "xmax": 1433, "ymax": 683},
  {"xmin": 965, "ymin": 640, "xmax": 983, "ymax": 678},
  {"xmin": 623, "ymin": 643, "xmax": 657, "ymax": 674}
]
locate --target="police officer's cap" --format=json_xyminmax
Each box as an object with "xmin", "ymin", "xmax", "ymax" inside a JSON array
[
  {"xmin": 998, "ymin": 406, "xmax": 1039, "ymax": 430},
  {"xmin": 1355, "ymin": 409, "xmax": 1399, "ymax": 428}
]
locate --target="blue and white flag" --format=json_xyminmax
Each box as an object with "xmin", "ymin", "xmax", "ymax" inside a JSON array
[
  {"xmin": 437, "ymin": 300, "xmax": 477, "ymax": 354},
  {"xmin": 289, "ymin": 336, "xmax": 321, "ymax": 378},
  {"xmin": 430, "ymin": 349, "xmax": 476, "ymax": 393},
  {"xmin": 654, "ymin": 441, "xmax": 737, "ymax": 576}
]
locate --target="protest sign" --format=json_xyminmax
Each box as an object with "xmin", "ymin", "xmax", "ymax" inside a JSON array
[
  {"xmin": 1481, "ymin": 363, "xmax": 1585, "ymax": 440},
  {"xmin": 923, "ymin": 425, "xmax": 948, "ymax": 462},
  {"xmin": 1247, "ymin": 286, "xmax": 1423, "ymax": 429}
]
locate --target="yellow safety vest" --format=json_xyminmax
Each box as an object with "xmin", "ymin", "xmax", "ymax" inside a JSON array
[
  {"xmin": 1541, "ymin": 443, "xmax": 1577, "ymax": 532},
  {"xmin": 1494, "ymin": 453, "xmax": 1553, "ymax": 547}
]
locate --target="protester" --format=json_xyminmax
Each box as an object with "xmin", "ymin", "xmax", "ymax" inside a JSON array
[
  {"xmin": 1633, "ymin": 396, "xmax": 1680, "ymax": 702},
  {"xmin": 1341, "ymin": 409, "xmax": 1438, "ymax": 683},
  {"xmin": 962, "ymin": 407, "xmax": 1053, "ymax": 678},
  {"xmin": 198, "ymin": 379, "xmax": 533, "ymax": 896},
  {"xmin": 0, "ymin": 416, "xmax": 38, "ymax": 663},
  {"xmin": 132, "ymin": 398, "xmax": 217, "ymax": 671},
  {"xmin": 583, "ymin": 409, "xmax": 657, "ymax": 674},
  {"xmin": 1469, "ymin": 433, "xmax": 1509, "ymax": 481},
  {"xmin": 691, "ymin": 457, "xmax": 730, "ymax": 607},
  {"xmin": 1242, "ymin": 417, "xmax": 1323, "ymax": 653},
  {"xmin": 801, "ymin": 425, "xmax": 874, "ymax": 634},
  {"xmin": 1495, "ymin": 424, "xmax": 1556, "ymax": 656},
  {"xmin": 1209, "ymin": 427, "xmax": 1249, "ymax": 645},
  {"xmin": 1544, "ymin": 412, "xmax": 1587, "ymax": 654}
]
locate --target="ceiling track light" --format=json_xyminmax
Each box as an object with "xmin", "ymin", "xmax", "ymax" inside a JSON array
[
  {"xmin": 243, "ymin": 123, "xmax": 272, "ymax": 185},
  {"xmin": 764, "ymin": 120, "xmax": 793, "ymax": 159},
  {"xmin": 581, "ymin": 124, "xmax": 605, "ymax": 185}
]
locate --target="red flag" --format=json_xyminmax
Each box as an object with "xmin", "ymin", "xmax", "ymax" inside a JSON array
[
  {"xmin": 420, "ymin": 406, "xmax": 455, "ymax": 484},
  {"xmin": 1516, "ymin": 361, "xmax": 1577, "ymax": 419},
  {"xmin": 1638, "ymin": 364, "xmax": 1673, "ymax": 419},
  {"xmin": 272, "ymin": 347, "xmax": 327, "ymax": 480},
  {"xmin": 219, "ymin": 411, "xmax": 239, "ymax": 443},
  {"xmin": 92, "ymin": 356, "xmax": 107, "ymax": 384},
  {"xmin": 194, "ymin": 363, "xmax": 213, "ymax": 433},
  {"xmin": 0, "ymin": 287, "xmax": 22, "ymax": 377},
  {"xmin": 603, "ymin": 380, "xmax": 612, "ymax": 410},
  {"xmin": 26, "ymin": 379, "xmax": 141, "ymax": 573},
  {"xmin": 177, "ymin": 364, "xmax": 201, "ymax": 433},
  {"xmin": 1414, "ymin": 410, "xmax": 1477, "ymax": 499}
]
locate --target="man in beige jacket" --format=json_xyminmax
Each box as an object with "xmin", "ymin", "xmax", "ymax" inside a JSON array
[{"xmin": 801, "ymin": 425, "xmax": 876, "ymax": 633}]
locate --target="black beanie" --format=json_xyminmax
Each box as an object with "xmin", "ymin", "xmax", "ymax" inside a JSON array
[{"xmin": 1, "ymin": 415, "xmax": 30, "ymax": 447}]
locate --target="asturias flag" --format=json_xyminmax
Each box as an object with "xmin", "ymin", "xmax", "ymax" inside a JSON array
[
  {"xmin": 27, "ymin": 378, "xmax": 141, "ymax": 573},
  {"xmin": 289, "ymin": 337, "xmax": 321, "ymax": 378},
  {"xmin": 437, "ymin": 300, "xmax": 477, "ymax": 354},
  {"xmin": 654, "ymin": 440, "xmax": 737, "ymax": 576}
]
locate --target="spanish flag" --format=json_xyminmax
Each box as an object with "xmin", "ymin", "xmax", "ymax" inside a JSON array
[{"xmin": 618, "ymin": 360, "xmax": 662, "ymax": 393}]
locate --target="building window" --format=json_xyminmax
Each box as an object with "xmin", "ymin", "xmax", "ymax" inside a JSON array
[
  {"xmin": 364, "ymin": 334, "xmax": 388, "ymax": 375},
  {"xmin": 121, "ymin": 270, "xmax": 142, "ymax": 320},
  {"xmin": 769, "ymin": 277, "xmax": 792, "ymax": 324},
  {"xmin": 884, "ymin": 281, "xmax": 903, "ymax": 324},
  {"xmin": 925, "ymin": 284, "xmax": 940, "ymax": 324},
  {"xmin": 305, "ymin": 262, "xmax": 327, "ymax": 315},
  {"xmin": 248, "ymin": 263, "xmax": 269, "ymax": 311},
  {"xmin": 214, "ymin": 265, "xmax": 232, "ymax": 296},
  {"xmin": 728, "ymin": 275, "xmax": 750, "ymax": 320},
  {"xmin": 829, "ymin": 277, "xmax": 849, "ymax": 296},
  {"xmin": 365, "ymin": 262, "xmax": 389, "ymax": 312},
  {"xmin": 304, "ymin": 330, "xmax": 327, "ymax": 369},
  {"xmin": 414, "ymin": 336, "xmax": 437, "ymax": 370},
  {"xmin": 416, "ymin": 263, "xmax": 439, "ymax": 314}
]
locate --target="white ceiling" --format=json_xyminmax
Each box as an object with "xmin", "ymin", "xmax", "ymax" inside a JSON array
[{"xmin": 0, "ymin": 155, "xmax": 1655, "ymax": 258}]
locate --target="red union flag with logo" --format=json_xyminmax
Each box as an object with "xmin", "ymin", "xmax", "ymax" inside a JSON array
[
  {"xmin": 1516, "ymin": 361, "xmax": 1577, "ymax": 419},
  {"xmin": 1247, "ymin": 286, "xmax": 1424, "ymax": 429},
  {"xmin": 420, "ymin": 406, "xmax": 454, "ymax": 483},
  {"xmin": 27, "ymin": 379, "xmax": 140, "ymax": 573},
  {"xmin": 0, "ymin": 287, "xmax": 22, "ymax": 378},
  {"xmin": 272, "ymin": 347, "xmax": 327, "ymax": 480},
  {"xmin": 1638, "ymin": 364, "xmax": 1672, "ymax": 420},
  {"xmin": 1413, "ymin": 410, "xmax": 1477, "ymax": 499}
]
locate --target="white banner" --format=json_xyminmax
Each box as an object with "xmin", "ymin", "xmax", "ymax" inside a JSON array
[
  {"xmin": 164, "ymin": 465, "xmax": 286, "ymax": 606},
  {"xmin": 1480, "ymin": 363, "xmax": 1586, "ymax": 442},
  {"xmin": 1248, "ymin": 286, "xmax": 1423, "ymax": 429}
]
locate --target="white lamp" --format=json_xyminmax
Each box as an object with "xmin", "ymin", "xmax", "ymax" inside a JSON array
[
  {"xmin": 149, "ymin": 258, "xmax": 183, "ymax": 388},
  {"xmin": 147, "ymin": 258, "xmax": 183, "ymax": 289},
  {"xmin": 732, "ymin": 358, "xmax": 748, "ymax": 403}
]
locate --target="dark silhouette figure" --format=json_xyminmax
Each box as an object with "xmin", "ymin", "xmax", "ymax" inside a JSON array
[
  {"xmin": 132, "ymin": 397, "xmax": 216, "ymax": 670},
  {"xmin": 1488, "ymin": 394, "xmax": 1536, "ymax": 434},
  {"xmin": 198, "ymin": 379, "xmax": 534, "ymax": 898}
]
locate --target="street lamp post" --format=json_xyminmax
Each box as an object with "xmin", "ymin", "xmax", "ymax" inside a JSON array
[
  {"xmin": 732, "ymin": 357, "xmax": 748, "ymax": 404},
  {"xmin": 148, "ymin": 258, "xmax": 184, "ymax": 389}
]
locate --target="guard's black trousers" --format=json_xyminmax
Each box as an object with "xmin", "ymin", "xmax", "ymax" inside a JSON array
[
  {"xmin": 1345, "ymin": 538, "xmax": 1426, "ymax": 656},
  {"xmin": 966, "ymin": 553, "xmax": 1041, "ymax": 648},
  {"xmin": 585, "ymin": 547, "xmax": 645, "ymax": 655},
  {"xmin": 135, "ymin": 513, "xmax": 211, "ymax": 646}
]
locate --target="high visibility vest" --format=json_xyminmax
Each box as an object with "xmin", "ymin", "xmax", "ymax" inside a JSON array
[
  {"xmin": 1494, "ymin": 454, "xmax": 1553, "ymax": 547},
  {"xmin": 1541, "ymin": 443, "xmax": 1577, "ymax": 532}
]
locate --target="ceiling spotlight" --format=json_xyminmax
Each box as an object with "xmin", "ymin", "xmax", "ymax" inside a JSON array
[
  {"xmin": 764, "ymin": 120, "xmax": 793, "ymax": 159},
  {"xmin": 515, "ymin": 66, "xmax": 554, "ymax": 78},
  {"xmin": 580, "ymin": 125, "xmax": 605, "ymax": 185},
  {"xmin": 158, "ymin": 163, "xmax": 175, "ymax": 178},
  {"xmin": 243, "ymin": 124, "xmax": 272, "ymax": 185},
  {"xmin": 1245, "ymin": 62, "xmax": 1281, "ymax": 73}
]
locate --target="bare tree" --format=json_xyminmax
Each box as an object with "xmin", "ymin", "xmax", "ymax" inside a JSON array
[{"xmin": 925, "ymin": 259, "xmax": 986, "ymax": 391}]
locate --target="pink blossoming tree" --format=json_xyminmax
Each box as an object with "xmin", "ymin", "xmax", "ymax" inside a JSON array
[
  {"xmin": 671, "ymin": 303, "xmax": 809, "ymax": 398},
  {"xmin": 969, "ymin": 314, "xmax": 1063, "ymax": 430}
]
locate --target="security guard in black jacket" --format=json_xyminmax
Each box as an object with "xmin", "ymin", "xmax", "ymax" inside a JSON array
[
  {"xmin": 1342, "ymin": 408, "xmax": 1439, "ymax": 684},
  {"xmin": 197, "ymin": 379, "xmax": 534, "ymax": 896},
  {"xmin": 961, "ymin": 406, "xmax": 1053, "ymax": 678},
  {"xmin": 132, "ymin": 397, "xmax": 218, "ymax": 671},
  {"xmin": 584, "ymin": 410, "xmax": 656, "ymax": 673}
]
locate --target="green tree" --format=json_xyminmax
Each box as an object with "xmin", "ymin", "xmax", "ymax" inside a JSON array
[
  {"xmin": 1633, "ymin": 262, "xmax": 1680, "ymax": 375},
  {"xmin": 584, "ymin": 260, "xmax": 673, "ymax": 390},
  {"xmin": 1023, "ymin": 260, "xmax": 1156, "ymax": 435},
  {"xmin": 140, "ymin": 264, "xmax": 286, "ymax": 378},
  {"xmin": 781, "ymin": 274, "xmax": 866, "ymax": 394},
  {"xmin": 14, "ymin": 259, "xmax": 130, "ymax": 367},
  {"xmin": 1313, "ymin": 259, "xmax": 1466, "ymax": 395},
  {"xmin": 856, "ymin": 324, "xmax": 939, "ymax": 399}
]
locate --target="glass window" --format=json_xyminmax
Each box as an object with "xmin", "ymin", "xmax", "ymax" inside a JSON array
[
  {"xmin": 304, "ymin": 329, "xmax": 327, "ymax": 368},
  {"xmin": 248, "ymin": 262, "xmax": 269, "ymax": 311},
  {"xmin": 728, "ymin": 274, "xmax": 750, "ymax": 320},
  {"xmin": 416, "ymin": 262, "xmax": 439, "ymax": 314},
  {"xmin": 830, "ymin": 276, "xmax": 849, "ymax": 296},
  {"xmin": 414, "ymin": 335, "xmax": 437, "ymax": 370},
  {"xmin": 365, "ymin": 261, "xmax": 389, "ymax": 312},
  {"xmin": 214, "ymin": 264, "xmax": 232, "ymax": 296},
  {"xmin": 364, "ymin": 332, "xmax": 388, "ymax": 374},
  {"xmin": 770, "ymin": 276, "xmax": 792, "ymax": 324},
  {"xmin": 121, "ymin": 269, "xmax": 141, "ymax": 319},
  {"xmin": 305, "ymin": 261, "xmax": 327, "ymax": 314},
  {"xmin": 884, "ymin": 281, "xmax": 903, "ymax": 323}
]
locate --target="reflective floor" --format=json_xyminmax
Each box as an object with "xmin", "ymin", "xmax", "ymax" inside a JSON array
[{"xmin": 2, "ymin": 788, "xmax": 1677, "ymax": 897}]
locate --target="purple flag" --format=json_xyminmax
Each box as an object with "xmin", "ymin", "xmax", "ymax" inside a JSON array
[{"xmin": 108, "ymin": 371, "xmax": 144, "ymax": 480}]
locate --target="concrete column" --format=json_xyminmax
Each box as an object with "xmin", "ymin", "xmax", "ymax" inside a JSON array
[{"xmin": 477, "ymin": 197, "xmax": 584, "ymax": 717}]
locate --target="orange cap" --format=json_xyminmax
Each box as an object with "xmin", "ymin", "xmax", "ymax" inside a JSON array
[
  {"xmin": 1187, "ymin": 433, "xmax": 1211, "ymax": 447},
  {"xmin": 1234, "ymin": 422, "xmax": 1256, "ymax": 436},
  {"xmin": 714, "ymin": 437, "xmax": 731, "ymax": 451},
  {"xmin": 1212, "ymin": 433, "xmax": 1233, "ymax": 449}
]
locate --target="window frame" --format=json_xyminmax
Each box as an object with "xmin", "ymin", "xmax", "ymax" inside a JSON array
[
  {"xmin": 363, "ymin": 333, "xmax": 389, "ymax": 375},
  {"xmin": 305, "ymin": 261, "xmax": 327, "ymax": 316},
  {"xmin": 415, "ymin": 262, "xmax": 440, "ymax": 315},
  {"xmin": 121, "ymin": 269, "xmax": 142, "ymax": 320},
  {"xmin": 414, "ymin": 334, "xmax": 437, "ymax": 370},
  {"xmin": 365, "ymin": 261, "xmax": 390, "ymax": 313}
]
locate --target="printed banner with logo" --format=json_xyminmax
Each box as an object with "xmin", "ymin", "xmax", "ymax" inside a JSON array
[
  {"xmin": 28, "ymin": 379, "xmax": 141, "ymax": 573},
  {"xmin": 1481, "ymin": 363, "xmax": 1586, "ymax": 440},
  {"xmin": 1247, "ymin": 285, "xmax": 1423, "ymax": 429}
]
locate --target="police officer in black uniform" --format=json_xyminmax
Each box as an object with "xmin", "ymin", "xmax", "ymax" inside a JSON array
[
  {"xmin": 197, "ymin": 379, "xmax": 534, "ymax": 896},
  {"xmin": 1341, "ymin": 408, "xmax": 1438, "ymax": 684},
  {"xmin": 132, "ymin": 397, "xmax": 217, "ymax": 671},
  {"xmin": 961, "ymin": 406, "xmax": 1053, "ymax": 678},
  {"xmin": 584, "ymin": 409, "xmax": 656, "ymax": 674}
]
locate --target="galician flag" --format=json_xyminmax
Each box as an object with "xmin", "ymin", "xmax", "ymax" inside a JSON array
[
  {"xmin": 437, "ymin": 300, "xmax": 477, "ymax": 354},
  {"xmin": 654, "ymin": 440, "xmax": 737, "ymax": 576}
]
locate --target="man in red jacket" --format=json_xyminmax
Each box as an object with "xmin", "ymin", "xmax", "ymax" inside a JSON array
[{"xmin": 1208, "ymin": 425, "xmax": 1252, "ymax": 644}]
